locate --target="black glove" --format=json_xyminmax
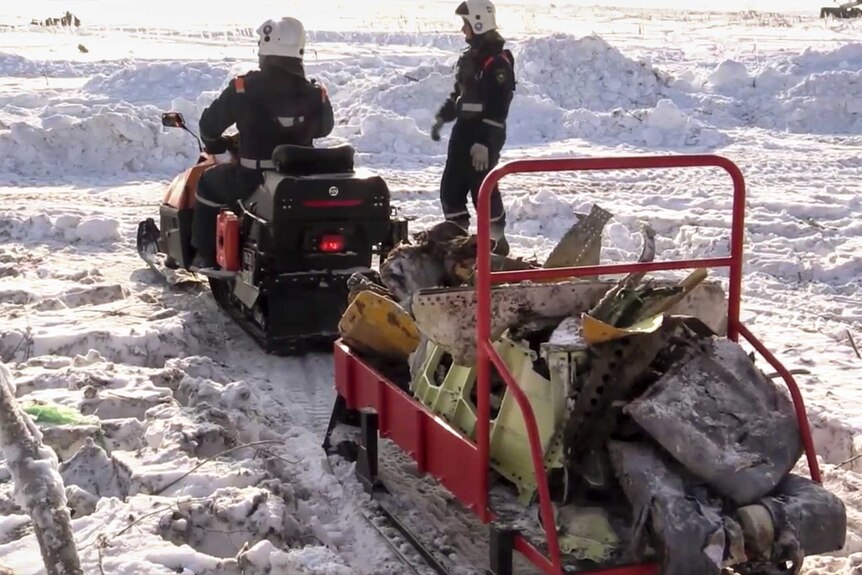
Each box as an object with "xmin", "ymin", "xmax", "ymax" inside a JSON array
[
  {"xmin": 430, "ymin": 116, "xmax": 444, "ymax": 142},
  {"xmin": 223, "ymin": 135, "xmax": 240, "ymax": 155},
  {"xmin": 203, "ymin": 136, "xmax": 229, "ymax": 155}
]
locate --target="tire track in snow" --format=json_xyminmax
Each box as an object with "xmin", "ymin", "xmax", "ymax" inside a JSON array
[
  {"xmin": 286, "ymin": 353, "xmax": 338, "ymax": 437},
  {"xmin": 137, "ymin": 275, "xmax": 412, "ymax": 574},
  {"xmin": 237, "ymin": 352, "xmax": 337, "ymax": 440}
]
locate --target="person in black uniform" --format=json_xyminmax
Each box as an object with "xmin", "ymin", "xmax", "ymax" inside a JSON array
[
  {"xmin": 431, "ymin": 0, "xmax": 515, "ymax": 256},
  {"xmin": 191, "ymin": 16, "xmax": 334, "ymax": 270}
]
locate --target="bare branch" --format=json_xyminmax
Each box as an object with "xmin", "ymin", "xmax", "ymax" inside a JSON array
[
  {"xmin": 153, "ymin": 439, "xmax": 284, "ymax": 496},
  {"xmin": 0, "ymin": 363, "xmax": 83, "ymax": 575},
  {"xmin": 847, "ymin": 329, "xmax": 861, "ymax": 360}
]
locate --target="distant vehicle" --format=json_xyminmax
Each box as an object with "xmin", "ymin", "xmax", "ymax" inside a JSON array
[{"xmin": 820, "ymin": 0, "xmax": 862, "ymax": 18}]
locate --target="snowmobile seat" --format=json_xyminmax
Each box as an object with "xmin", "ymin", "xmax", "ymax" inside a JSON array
[{"xmin": 271, "ymin": 144, "xmax": 355, "ymax": 176}]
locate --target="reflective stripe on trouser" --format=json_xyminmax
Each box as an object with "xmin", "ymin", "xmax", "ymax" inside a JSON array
[
  {"xmin": 239, "ymin": 158, "xmax": 275, "ymax": 170},
  {"xmin": 276, "ymin": 116, "xmax": 305, "ymax": 127},
  {"xmin": 482, "ymin": 118, "xmax": 505, "ymax": 128},
  {"xmin": 194, "ymin": 193, "xmax": 223, "ymax": 208}
]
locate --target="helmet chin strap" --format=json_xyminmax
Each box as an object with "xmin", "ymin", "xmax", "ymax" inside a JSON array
[{"xmin": 462, "ymin": 17, "xmax": 481, "ymax": 45}]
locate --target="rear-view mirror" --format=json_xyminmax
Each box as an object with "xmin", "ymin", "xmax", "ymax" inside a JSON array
[{"xmin": 161, "ymin": 112, "xmax": 186, "ymax": 129}]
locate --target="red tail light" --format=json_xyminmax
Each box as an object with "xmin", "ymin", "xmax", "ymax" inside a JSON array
[{"xmin": 319, "ymin": 234, "xmax": 345, "ymax": 253}]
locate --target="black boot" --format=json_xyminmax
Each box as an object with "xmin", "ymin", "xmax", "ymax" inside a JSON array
[
  {"xmin": 191, "ymin": 203, "xmax": 221, "ymax": 269},
  {"xmin": 492, "ymin": 235, "xmax": 510, "ymax": 256},
  {"xmin": 491, "ymin": 223, "xmax": 510, "ymax": 256},
  {"xmin": 191, "ymin": 253, "xmax": 218, "ymax": 270}
]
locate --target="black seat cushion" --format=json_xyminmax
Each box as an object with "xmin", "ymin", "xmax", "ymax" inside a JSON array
[{"xmin": 271, "ymin": 144, "xmax": 355, "ymax": 175}]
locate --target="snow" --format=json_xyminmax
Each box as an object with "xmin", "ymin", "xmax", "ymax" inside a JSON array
[
  {"xmin": 517, "ymin": 34, "xmax": 669, "ymax": 113},
  {"xmin": 707, "ymin": 59, "xmax": 753, "ymax": 89},
  {"xmin": 0, "ymin": 1, "xmax": 861, "ymax": 574}
]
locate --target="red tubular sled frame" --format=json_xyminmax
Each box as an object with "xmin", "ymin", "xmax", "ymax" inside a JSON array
[
  {"xmin": 334, "ymin": 154, "xmax": 821, "ymax": 575},
  {"xmin": 475, "ymin": 155, "xmax": 821, "ymax": 573}
]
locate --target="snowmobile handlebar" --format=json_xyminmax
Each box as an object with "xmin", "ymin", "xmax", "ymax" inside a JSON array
[
  {"xmin": 161, "ymin": 111, "xmax": 204, "ymax": 153},
  {"xmin": 161, "ymin": 111, "xmax": 239, "ymax": 157}
]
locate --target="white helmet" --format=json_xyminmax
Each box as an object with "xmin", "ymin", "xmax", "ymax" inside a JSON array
[
  {"xmin": 257, "ymin": 17, "xmax": 306, "ymax": 59},
  {"xmin": 456, "ymin": 0, "xmax": 497, "ymax": 35}
]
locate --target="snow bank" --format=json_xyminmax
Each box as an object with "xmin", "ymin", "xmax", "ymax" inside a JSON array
[
  {"xmin": 309, "ymin": 30, "xmax": 465, "ymax": 51},
  {"xmin": 514, "ymin": 34, "xmax": 670, "ymax": 113},
  {"xmin": 0, "ymin": 34, "xmax": 716, "ymax": 178},
  {"xmin": 564, "ymin": 98, "xmax": 730, "ymax": 149},
  {"xmin": 0, "ymin": 102, "xmax": 201, "ymax": 177},
  {"xmin": 83, "ymin": 61, "xmax": 234, "ymax": 104},
  {"xmin": 0, "ymin": 212, "xmax": 121, "ymax": 244},
  {"xmin": 327, "ymin": 34, "xmax": 720, "ymax": 151},
  {"xmin": 0, "ymin": 52, "xmax": 127, "ymax": 78},
  {"xmin": 1, "ymin": 36, "xmax": 858, "ymax": 178},
  {"xmin": 769, "ymin": 43, "xmax": 862, "ymax": 80},
  {"xmin": 321, "ymin": 59, "xmax": 452, "ymax": 160},
  {"xmin": 778, "ymin": 70, "xmax": 862, "ymax": 133},
  {"xmin": 690, "ymin": 43, "xmax": 862, "ymax": 134},
  {"xmin": 505, "ymin": 94, "xmax": 571, "ymax": 143},
  {"xmin": 0, "ymin": 319, "xmax": 211, "ymax": 368},
  {"xmin": 487, "ymin": 34, "xmax": 730, "ymax": 147},
  {"xmin": 351, "ymin": 113, "xmax": 441, "ymax": 158},
  {"xmin": 73, "ymin": 217, "xmax": 120, "ymax": 243},
  {"xmin": 708, "ymin": 60, "xmax": 753, "ymax": 89},
  {"xmin": 0, "ymin": 32, "xmax": 714, "ymax": 178},
  {"xmin": 506, "ymin": 189, "xmax": 581, "ymax": 240}
]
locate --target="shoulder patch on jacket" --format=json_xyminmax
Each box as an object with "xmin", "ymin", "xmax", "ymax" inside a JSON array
[
  {"xmin": 483, "ymin": 51, "xmax": 512, "ymax": 71},
  {"xmin": 234, "ymin": 76, "xmax": 246, "ymax": 93}
]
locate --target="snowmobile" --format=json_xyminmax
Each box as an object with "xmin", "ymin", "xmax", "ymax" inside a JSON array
[
  {"xmin": 136, "ymin": 111, "xmax": 409, "ymax": 354},
  {"xmin": 323, "ymin": 154, "xmax": 847, "ymax": 575}
]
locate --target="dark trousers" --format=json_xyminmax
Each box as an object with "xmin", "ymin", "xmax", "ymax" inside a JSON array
[
  {"xmin": 439, "ymin": 120, "xmax": 506, "ymax": 235},
  {"xmin": 191, "ymin": 163, "xmax": 263, "ymax": 265}
]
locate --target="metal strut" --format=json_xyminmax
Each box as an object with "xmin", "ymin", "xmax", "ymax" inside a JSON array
[{"xmin": 323, "ymin": 398, "xmax": 525, "ymax": 575}]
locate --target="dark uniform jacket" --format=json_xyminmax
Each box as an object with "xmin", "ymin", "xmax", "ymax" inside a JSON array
[
  {"xmin": 199, "ymin": 56, "xmax": 335, "ymax": 165},
  {"xmin": 437, "ymin": 31, "xmax": 515, "ymax": 149}
]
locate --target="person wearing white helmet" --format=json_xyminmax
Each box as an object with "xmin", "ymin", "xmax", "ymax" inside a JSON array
[
  {"xmin": 431, "ymin": 0, "xmax": 515, "ymax": 256},
  {"xmin": 191, "ymin": 16, "xmax": 334, "ymax": 270}
]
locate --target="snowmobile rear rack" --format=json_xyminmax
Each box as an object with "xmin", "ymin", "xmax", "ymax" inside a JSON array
[{"xmin": 329, "ymin": 154, "xmax": 823, "ymax": 575}]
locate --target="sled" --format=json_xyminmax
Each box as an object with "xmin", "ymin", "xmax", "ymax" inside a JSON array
[{"xmin": 323, "ymin": 154, "xmax": 845, "ymax": 575}]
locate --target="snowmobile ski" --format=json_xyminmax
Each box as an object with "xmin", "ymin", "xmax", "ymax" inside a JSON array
[{"xmin": 136, "ymin": 218, "xmax": 205, "ymax": 287}]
